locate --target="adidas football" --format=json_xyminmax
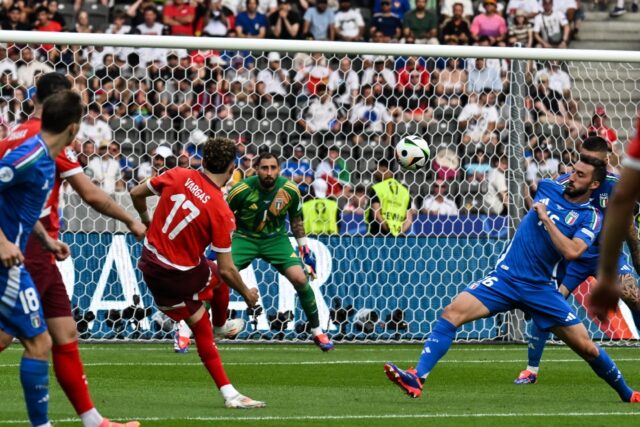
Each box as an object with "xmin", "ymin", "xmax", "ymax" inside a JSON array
[{"xmin": 395, "ymin": 135, "xmax": 431, "ymax": 170}]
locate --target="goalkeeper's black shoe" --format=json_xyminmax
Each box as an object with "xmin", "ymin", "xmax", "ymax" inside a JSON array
[{"xmin": 313, "ymin": 333, "xmax": 335, "ymax": 352}]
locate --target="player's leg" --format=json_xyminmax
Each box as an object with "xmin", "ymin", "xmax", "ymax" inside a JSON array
[
  {"xmin": 385, "ymin": 275, "xmax": 510, "ymax": 398},
  {"xmin": 206, "ymin": 261, "xmax": 245, "ymax": 339},
  {"xmin": 183, "ymin": 304, "xmax": 265, "ymax": 408},
  {"xmin": 552, "ymin": 323, "xmax": 638, "ymax": 402},
  {"xmin": 619, "ymin": 272, "xmax": 640, "ymax": 326},
  {"xmin": 19, "ymin": 331, "xmax": 53, "ymax": 427}
]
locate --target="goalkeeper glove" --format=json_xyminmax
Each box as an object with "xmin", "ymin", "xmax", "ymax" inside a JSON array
[{"xmin": 298, "ymin": 244, "xmax": 317, "ymax": 280}]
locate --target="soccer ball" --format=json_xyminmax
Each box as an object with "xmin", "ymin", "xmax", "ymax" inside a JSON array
[{"xmin": 395, "ymin": 135, "xmax": 431, "ymax": 170}]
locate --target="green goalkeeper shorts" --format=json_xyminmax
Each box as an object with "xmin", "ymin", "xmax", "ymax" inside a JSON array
[{"xmin": 232, "ymin": 234, "xmax": 303, "ymax": 274}]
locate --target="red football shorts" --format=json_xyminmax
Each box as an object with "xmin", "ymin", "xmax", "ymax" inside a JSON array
[{"xmin": 139, "ymin": 247, "xmax": 222, "ymax": 321}]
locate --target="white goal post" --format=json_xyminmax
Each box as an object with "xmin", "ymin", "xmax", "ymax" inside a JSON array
[{"xmin": 1, "ymin": 30, "xmax": 639, "ymax": 344}]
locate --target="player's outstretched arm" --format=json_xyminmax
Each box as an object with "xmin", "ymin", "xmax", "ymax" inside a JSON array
[
  {"xmin": 130, "ymin": 181, "xmax": 155, "ymax": 228},
  {"xmin": 534, "ymin": 202, "xmax": 589, "ymax": 261},
  {"xmin": 216, "ymin": 251, "xmax": 259, "ymax": 308},
  {"xmin": 31, "ymin": 220, "xmax": 70, "ymax": 261},
  {"xmin": 70, "ymin": 173, "xmax": 146, "ymax": 240}
]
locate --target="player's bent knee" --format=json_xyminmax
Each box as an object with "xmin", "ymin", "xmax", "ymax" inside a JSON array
[
  {"xmin": 46, "ymin": 316, "xmax": 79, "ymax": 346},
  {"xmin": 22, "ymin": 332, "xmax": 52, "ymax": 361}
]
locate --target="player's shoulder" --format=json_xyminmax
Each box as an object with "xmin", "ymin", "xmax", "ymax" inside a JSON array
[
  {"xmin": 281, "ymin": 177, "xmax": 301, "ymax": 195},
  {"xmin": 227, "ymin": 177, "xmax": 253, "ymax": 199}
]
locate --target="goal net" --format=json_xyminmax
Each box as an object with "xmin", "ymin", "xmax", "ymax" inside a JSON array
[{"xmin": 1, "ymin": 32, "xmax": 639, "ymax": 344}]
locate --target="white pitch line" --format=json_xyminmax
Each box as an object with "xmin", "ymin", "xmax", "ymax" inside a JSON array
[
  {"xmin": 0, "ymin": 412, "xmax": 639, "ymax": 424},
  {"xmin": 2, "ymin": 357, "xmax": 639, "ymax": 369}
]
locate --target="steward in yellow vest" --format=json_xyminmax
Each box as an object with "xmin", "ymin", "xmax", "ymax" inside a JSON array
[
  {"xmin": 367, "ymin": 177, "xmax": 412, "ymax": 236},
  {"xmin": 302, "ymin": 198, "xmax": 339, "ymax": 235}
]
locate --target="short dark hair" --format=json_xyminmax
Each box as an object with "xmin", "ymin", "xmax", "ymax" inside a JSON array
[
  {"xmin": 581, "ymin": 136, "xmax": 609, "ymax": 153},
  {"xmin": 579, "ymin": 154, "xmax": 606, "ymax": 185},
  {"xmin": 36, "ymin": 72, "xmax": 71, "ymax": 103},
  {"xmin": 202, "ymin": 137, "xmax": 236, "ymax": 173},
  {"xmin": 41, "ymin": 90, "xmax": 83, "ymax": 134},
  {"xmin": 35, "ymin": 6, "xmax": 48, "ymax": 15},
  {"xmin": 143, "ymin": 5, "xmax": 157, "ymax": 15},
  {"xmin": 255, "ymin": 151, "xmax": 279, "ymax": 167}
]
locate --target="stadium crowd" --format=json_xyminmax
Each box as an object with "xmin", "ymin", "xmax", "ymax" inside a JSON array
[{"xmin": 0, "ymin": 0, "xmax": 624, "ymax": 234}]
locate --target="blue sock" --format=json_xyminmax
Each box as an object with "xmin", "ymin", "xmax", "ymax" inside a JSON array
[
  {"xmin": 20, "ymin": 357, "xmax": 49, "ymax": 426},
  {"xmin": 416, "ymin": 318, "xmax": 457, "ymax": 379},
  {"xmin": 527, "ymin": 322, "xmax": 550, "ymax": 369},
  {"xmin": 588, "ymin": 346, "xmax": 634, "ymax": 401}
]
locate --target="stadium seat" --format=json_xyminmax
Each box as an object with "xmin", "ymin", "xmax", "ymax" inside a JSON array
[
  {"xmin": 83, "ymin": 4, "xmax": 110, "ymax": 32},
  {"xmin": 56, "ymin": 3, "xmax": 76, "ymax": 31}
]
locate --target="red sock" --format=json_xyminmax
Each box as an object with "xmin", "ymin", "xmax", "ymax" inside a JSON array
[
  {"xmin": 190, "ymin": 310, "xmax": 230, "ymax": 389},
  {"xmin": 210, "ymin": 282, "xmax": 230, "ymax": 328},
  {"xmin": 52, "ymin": 341, "xmax": 94, "ymax": 415}
]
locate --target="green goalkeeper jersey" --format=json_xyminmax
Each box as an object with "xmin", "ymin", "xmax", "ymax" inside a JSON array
[{"xmin": 226, "ymin": 176, "xmax": 302, "ymax": 239}]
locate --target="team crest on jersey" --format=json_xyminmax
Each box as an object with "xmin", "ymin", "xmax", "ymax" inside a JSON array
[
  {"xmin": 0, "ymin": 166, "xmax": 14, "ymax": 183},
  {"xmin": 65, "ymin": 147, "xmax": 78, "ymax": 163},
  {"xmin": 275, "ymin": 198, "xmax": 284, "ymax": 210},
  {"xmin": 600, "ymin": 194, "xmax": 608, "ymax": 208},
  {"xmin": 30, "ymin": 313, "xmax": 41, "ymax": 329},
  {"xmin": 565, "ymin": 211, "xmax": 579, "ymax": 225}
]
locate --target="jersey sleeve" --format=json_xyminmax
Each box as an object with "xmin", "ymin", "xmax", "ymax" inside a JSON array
[
  {"xmin": 57, "ymin": 147, "xmax": 83, "ymax": 179},
  {"xmin": 555, "ymin": 173, "xmax": 571, "ymax": 185},
  {"xmin": 0, "ymin": 144, "xmax": 39, "ymax": 192},
  {"xmin": 147, "ymin": 168, "xmax": 181, "ymax": 195},
  {"xmin": 284, "ymin": 181, "xmax": 303, "ymax": 218},
  {"xmin": 573, "ymin": 208, "xmax": 602, "ymax": 248},
  {"xmin": 226, "ymin": 181, "xmax": 250, "ymax": 212},
  {"xmin": 211, "ymin": 206, "xmax": 236, "ymax": 253}
]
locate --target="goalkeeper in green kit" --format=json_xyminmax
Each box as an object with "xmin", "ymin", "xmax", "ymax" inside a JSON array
[{"xmin": 226, "ymin": 151, "xmax": 334, "ymax": 351}]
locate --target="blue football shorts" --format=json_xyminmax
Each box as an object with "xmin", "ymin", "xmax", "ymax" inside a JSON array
[{"xmin": 0, "ymin": 265, "xmax": 47, "ymax": 339}]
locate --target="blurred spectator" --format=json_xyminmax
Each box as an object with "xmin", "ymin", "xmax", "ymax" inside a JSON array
[
  {"xmin": 182, "ymin": 129, "xmax": 209, "ymax": 169},
  {"xmin": 294, "ymin": 52, "xmax": 331, "ymax": 97},
  {"xmin": 135, "ymin": 7, "xmax": 169, "ymax": 66},
  {"xmin": 17, "ymin": 46, "xmax": 54, "ymax": 88},
  {"xmin": 109, "ymin": 141, "xmax": 134, "ymax": 188},
  {"xmin": 533, "ymin": 61, "xmax": 576, "ymax": 114},
  {"xmin": 530, "ymin": 73, "xmax": 581, "ymax": 142},
  {"xmin": 348, "ymin": 85, "xmax": 393, "ymax": 144},
  {"xmin": 86, "ymin": 140, "xmax": 125, "ymax": 193},
  {"xmin": 551, "ymin": 0, "xmax": 577, "ymax": 32},
  {"xmin": 372, "ymin": 0, "xmax": 410, "ymax": 19},
  {"xmin": 470, "ymin": 0, "xmax": 507, "ymax": 45},
  {"xmin": 361, "ymin": 56, "xmax": 396, "ymax": 90},
  {"xmin": 367, "ymin": 159, "xmax": 414, "ymax": 236},
  {"xmin": 506, "ymin": 0, "xmax": 541, "ymax": 19},
  {"xmin": 46, "ymin": 1, "xmax": 66, "ymax": 28},
  {"xmin": 371, "ymin": 0, "xmax": 403, "ymax": 42},
  {"xmin": 421, "ymin": 179, "xmax": 459, "ymax": 216},
  {"xmin": 302, "ymin": 197, "xmax": 340, "ymax": 235},
  {"xmin": 269, "ymin": 0, "xmax": 300, "ymax": 39},
  {"xmin": 303, "ymin": 0, "xmax": 335, "ymax": 40},
  {"xmin": 78, "ymin": 103, "xmax": 112, "ymax": 146},
  {"xmin": 334, "ymin": 0, "xmax": 365, "ymax": 42},
  {"xmin": 127, "ymin": 0, "xmax": 159, "ymax": 28},
  {"xmin": 256, "ymin": 51, "xmax": 289, "ymax": 102},
  {"xmin": 586, "ymin": 105, "xmax": 618, "ymax": 145},
  {"xmin": 2, "ymin": 6, "xmax": 31, "ymax": 31},
  {"xmin": 163, "ymin": 0, "xmax": 196, "ymax": 36},
  {"xmin": 611, "ymin": 0, "xmax": 639, "ymax": 16},
  {"xmin": 203, "ymin": 1, "xmax": 229, "ymax": 36},
  {"xmin": 466, "ymin": 58, "xmax": 502, "ymax": 94},
  {"xmin": 458, "ymin": 91, "xmax": 499, "ymax": 156},
  {"xmin": 328, "ymin": 56, "xmax": 359, "ymax": 111},
  {"xmin": 137, "ymin": 145, "xmax": 175, "ymax": 181},
  {"xmin": 440, "ymin": 3, "xmax": 472, "ymax": 45},
  {"xmin": 315, "ymin": 145, "xmax": 351, "ymax": 198},
  {"xmin": 441, "ymin": 0, "xmax": 474, "ymax": 20},
  {"xmin": 281, "ymin": 145, "xmax": 315, "ymax": 196},
  {"xmin": 297, "ymin": 83, "xmax": 340, "ymax": 138},
  {"xmin": 526, "ymin": 144, "xmax": 560, "ymax": 191},
  {"xmin": 231, "ymin": 152, "xmax": 256, "ymax": 186},
  {"xmin": 402, "ymin": 0, "xmax": 438, "ymax": 44},
  {"xmin": 533, "ymin": 0, "xmax": 570, "ymax": 49},
  {"xmin": 507, "ymin": 10, "xmax": 533, "ymax": 47},
  {"xmin": 75, "ymin": 10, "xmax": 93, "ymax": 33},
  {"xmin": 459, "ymin": 170, "xmax": 488, "ymax": 214},
  {"xmin": 484, "ymin": 156, "xmax": 508, "ymax": 214},
  {"xmin": 343, "ymin": 184, "xmax": 368, "ymax": 215},
  {"xmin": 34, "ymin": 6, "xmax": 62, "ymax": 52},
  {"xmin": 0, "ymin": 45, "xmax": 17, "ymax": 82},
  {"xmin": 236, "ymin": 0, "xmax": 268, "ymax": 38},
  {"xmin": 435, "ymin": 58, "xmax": 467, "ymax": 106},
  {"xmin": 77, "ymin": 140, "xmax": 95, "ymax": 169},
  {"xmin": 257, "ymin": 0, "xmax": 278, "ymax": 15}
]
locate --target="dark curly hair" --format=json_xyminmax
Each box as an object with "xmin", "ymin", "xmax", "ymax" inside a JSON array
[{"xmin": 202, "ymin": 137, "xmax": 236, "ymax": 173}]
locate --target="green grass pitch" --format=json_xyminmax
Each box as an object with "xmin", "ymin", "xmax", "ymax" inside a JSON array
[{"xmin": 1, "ymin": 343, "xmax": 639, "ymax": 426}]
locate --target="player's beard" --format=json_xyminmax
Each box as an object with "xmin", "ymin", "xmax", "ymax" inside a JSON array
[
  {"xmin": 564, "ymin": 185, "xmax": 589, "ymax": 198},
  {"xmin": 259, "ymin": 175, "xmax": 276, "ymax": 190}
]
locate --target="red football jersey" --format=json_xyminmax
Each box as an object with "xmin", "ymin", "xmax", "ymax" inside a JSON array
[
  {"xmin": 624, "ymin": 116, "xmax": 640, "ymax": 170},
  {"xmin": 0, "ymin": 118, "xmax": 83, "ymax": 239},
  {"xmin": 145, "ymin": 167, "xmax": 235, "ymax": 270}
]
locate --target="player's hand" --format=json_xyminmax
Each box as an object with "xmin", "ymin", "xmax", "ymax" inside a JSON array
[
  {"xmin": 128, "ymin": 220, "xmax": 147, "ymax": 241},
  {"xmin": 299, "ymin": 245, "xmax": 317, "ymax": 280},
  {"xmin": 243, "ymin": 287, "xmax": 259, "ymax": 308},
  {"xmin": 47, "ymin": 239, "xmax": 70, "ymax": 261},
  {"xmin": 0, "ymin": 240, "xmax": 24, "ymax": 268},
  {"xmin": 590, "ymin": 277, "xmax": 620, "ymax": 322},
  {"xmin": 533, "ymin": 202, "xmax": 549, "ymax": 221}
]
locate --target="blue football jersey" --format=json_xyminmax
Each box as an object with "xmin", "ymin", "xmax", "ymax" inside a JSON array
[
  {"xmin": 495, "ymin": 179, "xmax": 602, "ymax": 285},
  {"xmin": 0, "ymin": 135, "xmax": 55, "ymax": 253}
]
